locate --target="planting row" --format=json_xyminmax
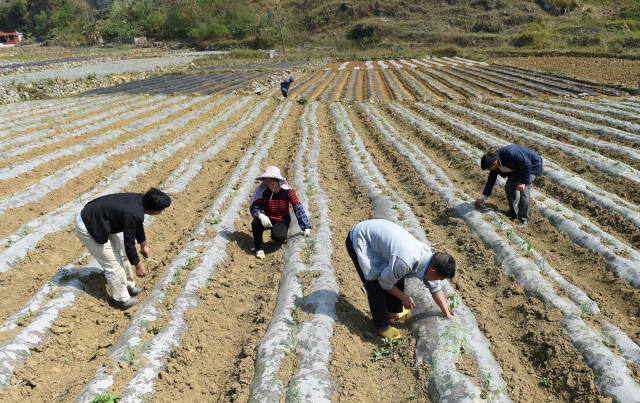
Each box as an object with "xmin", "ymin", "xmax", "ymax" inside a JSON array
[
  {"xmin": 84, "ymin": 71, "xmax": 271, "ymax": 96},
  {"xmin": 287, "ymin": 59, "xmax": 626, "ymax": 101}
]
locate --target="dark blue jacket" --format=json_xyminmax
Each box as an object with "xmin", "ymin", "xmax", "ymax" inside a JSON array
[
  {"xmin": 482, "ymin": 144, "xmax": 543, "ymax": 197},
  {"xmin": 281, "ymin": 80, "xmax": 292, "ymax": 93}
]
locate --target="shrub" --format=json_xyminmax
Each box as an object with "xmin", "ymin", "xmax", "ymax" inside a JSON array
[
  {"xmin": 511, "ymin": 32, "xmax": 535, "ymax": 47},
  {"xmin": 471, "ymin": 14, "xmax": 503, "ymax": 33},
  {"xmin": 502, "ymin": 13, "xmax": 540, "ymax": 27},
  {"xmin": 187, "ymin": 19, "xmax": 230, "ymax": 42},
  {"xmin": 569, "ymin": 34, "xmax": 601, "ymax": 47},
  {"xmin": 432, "ymin": 45, "xmax": 460, "ymax": 57},
  {"xmin": 347, "ymin": 22, "xmax": 381, "ymax": 46},
  {"xmin": 608, "ymin": 36, "xmax": 640, "ymax": 52},
  {"xmin": 536, "ymin": 0, "xmax": 579, "ymax": 16}
]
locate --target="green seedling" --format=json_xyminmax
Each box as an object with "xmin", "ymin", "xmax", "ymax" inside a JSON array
[
  {"xmin": 370, "ymin": 337, "xmax": 405, "ymax": 362},
  {"xmin": 232, "ymin": 183, "xmax": 240, "ymax": 190},
  {"xmin": 147, "ymin": 323, "xmax": 163, "ymax": 335},
  {"xmin": 184, "ymin": 257, "xmax": 194, "ymax": 270},
  {"xmin": 286, "ymin": 328, "xmax": 296, "ymax": 349},
  {"xmin": 299, "ymin": 269, "xmax": 314, "ymax": 294},
  {"xmin": 171, "ymin": 269, "xmax": 182, "ymax": 284},
  {"xmin": 580, "ymin": 301, "xmax": 590, "ymax": 318},
  {"xmin": 18, "ymin": 309, "xmax": 34, "ymax": 320},
  {"xmin": 47, "ymin": 279, "xmax": 55, "ymax": 292},
  {"xmin": 447, "ymin": 294, "xmax": 459, "ymax": 312},
  {"xmin": 60, "ymin": 269, "xmax": 73, "ymax": 281},
  {"xmin": 91, "ymin": 393, "xmax": 120, "ymax": 403},
  {"xmin": 142, "ymin": 256, "xmax": 158, "ymax": 265},
  {"xmin": 292, "ymin": 306, "xmax": 302, "ymax": 325},
  {"xmin": 207, "ymin": 215, "xmax": 221, "ymax": 225},
  {"xmin": 297, "ymin": 96, "xmax": 308, "ymax": 105},
  {"xmin": 540, "ymin": 376, "xmax": 552, "ymax": 387}
]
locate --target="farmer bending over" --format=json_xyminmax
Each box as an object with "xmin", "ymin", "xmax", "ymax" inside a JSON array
[
  {"xmin": 250, "ymin": 166, "xmax": 311, "ymax": 259},
  {"xmin": 346, "ymin": 219, "xmax": 456, "ymax": 340},
  {"xmin": 475, "ymin": 144, "xmax": 543, "ymax": 228},
  {"xmin": 281, "ymin": 75, "xmax": 294, "ymax": 98},
  {"xmin": 75, "ymin": 188, "xmax": 171, "ymax": 309}
]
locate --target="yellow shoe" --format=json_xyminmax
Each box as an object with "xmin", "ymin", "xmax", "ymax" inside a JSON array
[
  {"xmin": 390, "ymin": 307, "xmax": 412, "ymax": 323},
  {"xmin": 378, "ymin": 326, "xmax": 401, "ymax": 340}
]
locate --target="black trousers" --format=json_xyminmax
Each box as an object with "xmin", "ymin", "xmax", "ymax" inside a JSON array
[
  {"xmin": 345, "ymin": 233, "xmax": 404, "ymax": 329},
  {"xmin": 252, "ymin": 218, "xmax": 289, "ymax": 251}
]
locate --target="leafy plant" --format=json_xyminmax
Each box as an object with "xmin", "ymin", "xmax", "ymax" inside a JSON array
[
  {"xmin": 292, "ymin": 306, "xmax": 302, "ymax": 325},
  {"xmin": 369, "ymin": 337, "xmax": 405, "ymax": 362},
  {"xmin": 18, "ymin": 309, "xmax": 33, "ymax": 320},
  {"xmin": 297, "ymin": 97, "xmax": 308, "ymax": 105},
  {"xmin": 91, "ymin": 393, "xmax": 120, "ymax": 403},
  {"xmin": 447, "ymin": 294, "xmax": 459, "ymax": 312},
  {"xmin": 207, "ymin": 215, "xmax": 221, "ymax": 225},
  {"xmin": 540, "ymin": 376, "xmax": 552, "ymax": 387},
  {"xmin": 142, "ymin": 256, "xmax": 158, "ymax": 265},
  {"xmin": 171, "ymin": 269, "xmax": 182, "ymax": 284},
  {"xmin": 60, "ymin": 269, "xmax": 73, "ymax": 281},
  {"xmin": 286, "ymin": 328, "xmax": 296, "ymax": 349},
  {"xmin": 147, "ymin": 323, "xmax": 163, "ymax": 335}
]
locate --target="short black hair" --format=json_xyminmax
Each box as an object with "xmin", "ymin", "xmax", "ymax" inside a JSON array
[
  {"xmin": 430, "ymin": 252, "xmax": 455, "ymax": 278},
  {"xmin": 142, "ymin": 187, "xmax": 171, "ymax": 211},
  {"xmin": 481, "ymin": 152, "xmax": 499, "ymax": 170}
]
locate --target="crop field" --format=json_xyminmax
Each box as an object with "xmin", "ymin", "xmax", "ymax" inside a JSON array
[{"xmin": 1, "ymin": 56, "xmax": 640, "ymax": 402}]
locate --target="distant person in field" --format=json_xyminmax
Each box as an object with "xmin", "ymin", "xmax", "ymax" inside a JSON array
[
  {"xmin": 249, "ymin": 166, "xmax": 311, "ymax": 259},
  {"xmin": 346, "ymin": 219, "xmax": 457, "ymax": 340},
  {"xmin": 75, "ymin": 188, "xmax": 171, "ymax": 309},
  {"xmin": 280, "ymin": 75, "xmax": 294, "ymax": 98},
  {"xmin": 475, "ymin": 144, "xmax": 543, "ymax": 228}
]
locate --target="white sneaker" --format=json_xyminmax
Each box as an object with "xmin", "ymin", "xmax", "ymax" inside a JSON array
[{"xmin": 256, "ymin": 250, "xmax": 265, "ymax": 259}]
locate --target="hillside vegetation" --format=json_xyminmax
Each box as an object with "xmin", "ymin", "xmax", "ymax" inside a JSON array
[{"xmin": 1, "ymin": 0, "xmax": 639, "ymax": 57}]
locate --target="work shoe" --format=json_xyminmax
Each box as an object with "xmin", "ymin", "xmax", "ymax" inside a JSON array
[
  {"xmin": 379, "ymin": 326, "xmax": 401, "ymax": 340},
  {"xmin": 390, "ymin": 307, "xmax": 412, "ymax": 323},
  {"xmin": 256, "ymin": 250, "xmax": 265, "ymax": 259},
  {"xmin": 127, "ymin": 286, "xmax": 143, "ymax": 296},
  {"xmin": 114, "ymin": 298, "xmax": 138, "ymax": 310},
  {"xmin": 517, "ymin": 220, "xmax": 528, "ymax": 228}
]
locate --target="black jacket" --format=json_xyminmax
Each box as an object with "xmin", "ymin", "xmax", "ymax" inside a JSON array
[
  {"xmin": 81, "ymin": 193, "xmax": 146, "ymax": 265},
  {"xmin": 482, "ymin": 145, "xmax": 543, "ymax": 197}
]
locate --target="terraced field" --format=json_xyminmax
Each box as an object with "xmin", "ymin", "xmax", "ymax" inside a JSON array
[{"xmin": 1, "ymin": 57, "xmax": 639, "ymax": 402}]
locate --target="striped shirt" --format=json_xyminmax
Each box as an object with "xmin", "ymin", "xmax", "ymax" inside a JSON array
[{"xmin": 250, "ymin": 188, "xmax": 311, "ymax": 230}]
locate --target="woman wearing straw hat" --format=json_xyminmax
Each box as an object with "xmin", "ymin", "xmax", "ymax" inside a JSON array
[{"xmin": 250, "ymin": 166, "xmax": 311, "ymax": 259}]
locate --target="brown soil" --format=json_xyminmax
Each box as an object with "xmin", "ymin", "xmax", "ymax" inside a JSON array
[{"xmin": 490, "ymin": 56, "xmax": 640, "ymax": 91}]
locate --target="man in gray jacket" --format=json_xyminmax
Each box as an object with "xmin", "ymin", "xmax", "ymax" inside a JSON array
[{"xmin": 346, "ymin": 219, "xmax": 457, "ymax": 340}]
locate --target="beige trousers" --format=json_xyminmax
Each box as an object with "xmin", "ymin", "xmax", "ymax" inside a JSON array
[{"xmin": 75, "ymin": 215, "xmax": 136, "ymax": 302}]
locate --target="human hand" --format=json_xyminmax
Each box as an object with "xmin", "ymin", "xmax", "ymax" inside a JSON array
[
  {"xmin": 475, "ymin": 199, "xmax": 484, "ymax": 207},
  {"xmin": 135, "ymin": 262, "xmax": 146, "ymax": 278},
  {"xmin": 303, "ymin": 228, "xmax": 311, "ymax": 237},
  {"xmin": 258, "ymin": 213, "xmax": 272, "ymax": 228},
  {"xmin": 445, "ymin": 313, "xmax": 458, "ymax": 320},
  {"xmin": 141, "ymin": 242, "xmax": 151, "ymax": 258},
  {"xmin": 401, "ymin": 294, "xmax": 416, "ymax": 310},
  {"xmin": 516, "ymin": 184, "xmax": 526, "ymax": 192}
]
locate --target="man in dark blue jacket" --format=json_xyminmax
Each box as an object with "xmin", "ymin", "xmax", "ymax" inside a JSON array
[
  {"xmin": 280, "ymin": 75, "xmax": 294, "ymax": 98},
  {"xmin": 475, "ymin": 144, "xmax": 543, "ymax": 228}
]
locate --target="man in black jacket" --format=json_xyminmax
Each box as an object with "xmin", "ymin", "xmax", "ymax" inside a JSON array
[
  {"xmin": 475, "ymin": 144, "xmax": 543, "ymax": 228},
  {"xmin": 75, "ymin": 188, "xmax": 171, "ymax": 309}
]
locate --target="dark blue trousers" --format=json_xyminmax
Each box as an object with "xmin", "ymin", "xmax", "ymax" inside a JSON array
[{"xmin": 345, "ymin": 233, "xmax": 404, "ymax": 329}]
